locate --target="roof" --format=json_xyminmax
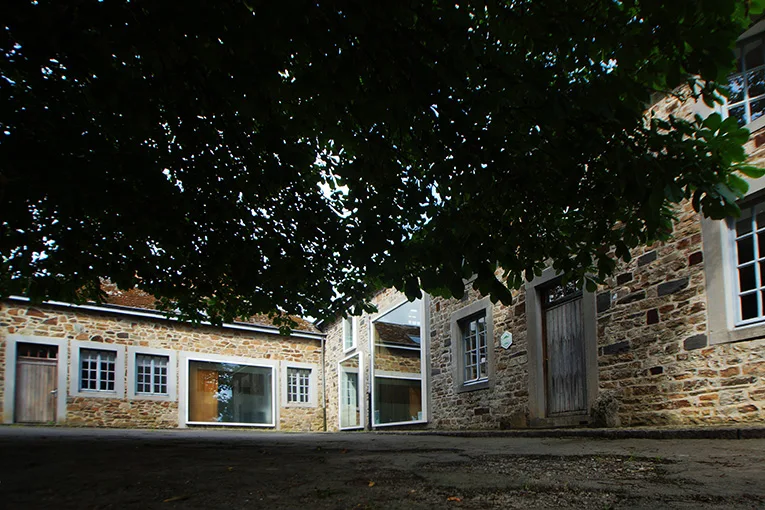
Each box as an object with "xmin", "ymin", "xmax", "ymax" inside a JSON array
[
  {"xmin": 375, "ymin": 322, "xmax": 420, "ymax": 347},
  {"xmin": 99, "ymin": 281, "xmax": 321, "ymax": 334}
]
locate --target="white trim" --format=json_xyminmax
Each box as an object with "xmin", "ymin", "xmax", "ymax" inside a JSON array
[
  {"xmin": 338, "ymin": 351, "xmax": 364, "ymax": 431},
  {"xmin": 373, "ymin": 371, "xmax": 422, "ymax": 380},
  {"xmin": 342, "ymin": 316, "xmax": 358, "ymax": 353},
  {"xmin": 374, "ymin": 419, "xmax": 428, "ymax": 428},
  {"xmin": 6, "ymin": 296, "xmax": 325, "ymax": 341},
  {"xmin": 178, "ymin": 352, "xmax": 277, "ymax": 428},
  {"xmin": 69, "ymin": 340, "xmax": 126, "ymax": 399},
  {"xmin": 369, "ymin": 297, "xmax": 428, "ymax": 428},
  {"xmin": 3, "ymin": 335, "xmax": 69, "ymax": 424},
  {"xmin": 126, "ymin": 346, "xmax": 178, "ymax": 401},
  {"xmin": 280, "ymin": 360, "xmax": 319, "ymax": 408}
]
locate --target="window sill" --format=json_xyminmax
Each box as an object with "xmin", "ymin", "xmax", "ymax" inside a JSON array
[
  {"xmin": 71, "ymin": 389, "xmax": 122, "ymax": 399},
  {"xmin": 456, "ymin": 379, "xmax": 490, "ymax": 393},
  {"xmin": 283, "ymin": 402, "xmax": 318, "ymax": 409},
  {"xmin": 130, "ymin": 393, "xmax": 174, "ymax": 402},
  {"xmin": 710, "ymin": 320, "xmax": 765, "ymax": 345}
]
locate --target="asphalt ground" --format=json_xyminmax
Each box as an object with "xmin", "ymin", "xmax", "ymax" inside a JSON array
[{"xmin": 0, "ymin": 427, "xmax": 764, "ymax": 509}]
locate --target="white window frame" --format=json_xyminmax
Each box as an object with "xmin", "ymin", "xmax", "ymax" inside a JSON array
[
  {"xmin": 280, "ymin": 360, "xmax": 318, "ymax": 408},
  {"xmin": 178, "ymin": 352, "xmax": 277, "ymax": 428},
  {"xmin": 703, "ymin": 177, "xmax": 765, "ymax": 344},
  {"xmin": 127, "ymin": 346, "xmax": 177, "ymax": 401},
  {"xmin": 725, "ymin": 20, "xmax": 765, "ymax": 133},
  {"xmin": 69, "ymin": 340, "xmax": 125, "ymax": 399},
  {"xmin": 369, "ymin": 296, "xmax": 429, "ymax": 428},
  {"xmin": 338, "ymin": 351, "xmax": 364, "ymax": 431},
  {"xmin": 342, "ymin": 316, "xmax": 358, "ymax": 353}
]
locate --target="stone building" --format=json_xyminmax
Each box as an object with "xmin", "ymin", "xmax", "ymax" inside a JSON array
[
  {"xmin": 1, "ymin": 285, "xmax": 326, "ymax": 430},
  {"xmin": 320, "ymin": 21, "xmax": 765, "ymax": 431}
]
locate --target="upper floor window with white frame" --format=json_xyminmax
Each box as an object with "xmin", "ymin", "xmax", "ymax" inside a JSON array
[
  {"xmin": 80, "ymin": 348, "xmax": 116, "ymax": 392},
  {"xmin": 731, "ymin": 197, "xmax": 765, "ymax": 325},
  {"xmin": 342, "ymin": 316, "xmax": 357, "ymax": 351},
  {"xmin": 726, "ymin": 20, "xmax": 765, "ymax": 129},
  {"xmin": 135, "ymin": 354, "xmax": 169, "ymax": 395}
]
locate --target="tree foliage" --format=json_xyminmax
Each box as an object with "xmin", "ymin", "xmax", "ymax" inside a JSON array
[{"xmin": 1, "ymin": 0, "xmax": 763, "ymax": 323}]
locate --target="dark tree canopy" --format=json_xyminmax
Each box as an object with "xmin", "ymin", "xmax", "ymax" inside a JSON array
[{"xmin": 1, "ymin": 0, "xmax": 764, "ymax": 324}]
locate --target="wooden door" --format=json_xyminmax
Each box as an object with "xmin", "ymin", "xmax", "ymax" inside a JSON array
[
  {"xmin": 15, "ymin": 343, "xmax": 58, "ymax": 423},
  {"xmin": 542, "ymin": 281, "xmax": 587, "ymax": 416}
]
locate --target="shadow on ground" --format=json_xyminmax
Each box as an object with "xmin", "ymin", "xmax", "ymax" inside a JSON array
[{"xmin": 0, "ymin": 428, "xmax": 763, "ymax": 509}]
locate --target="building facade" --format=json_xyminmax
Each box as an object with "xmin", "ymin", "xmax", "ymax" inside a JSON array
[
  {"xmin": 321, "ymin": 22, "xmax": 765, "ymax": 430},
  {"xmin": 1, "ymin": 296, "xmax": 325, "ymax": 430}
]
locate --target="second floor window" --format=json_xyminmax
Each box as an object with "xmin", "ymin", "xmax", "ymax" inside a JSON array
[{"xmin": 727, "ymin": 29, "xmax": 765, "ymax": 127}]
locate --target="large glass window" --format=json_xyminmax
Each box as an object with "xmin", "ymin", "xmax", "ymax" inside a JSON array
[
  {"xmin": 371, "ymin": 299, "xmax": 425, "ymax": 426},
  {"xmin": 733, "ymin": 199, "xmax": 765, "ymax": 324},
  {"xmin": 339, "ymin": 353, "xmax": 362, "ymax": 429},
  {"xmin": 80, "ymin": 349, "xmax": 116, "ymax": 392},
  {"xmin": 187, "ymin": 361, "xmax": 273, "ymax": 425}
]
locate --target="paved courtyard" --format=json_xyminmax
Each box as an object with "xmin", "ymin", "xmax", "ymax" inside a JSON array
[{"xmin": 0, "ymin": 427, "xmax": 764, "ymax": 509}]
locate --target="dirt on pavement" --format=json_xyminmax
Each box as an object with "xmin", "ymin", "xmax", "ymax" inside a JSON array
[{"xmin": 0, "ymin": 427, "xmax": 763, "ymax": 509}]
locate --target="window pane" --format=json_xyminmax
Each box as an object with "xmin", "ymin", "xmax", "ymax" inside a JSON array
[
  {"xmin": 188, "ymin": 361, "xmax": 272, "ymax": 424},
  {"xmin": 729, "ymin": 74, "xmax": 745, "ymax": 103},
  {"xmin": 339, "ymin": 356, "xmax": 361, "ymax": 428},
  {"xmin": 752, "ymin": 97, "xmax": 765, "ymax": 123},
  {"xmin": 738, "ymin": 236, "xmax": 755, "ymax": 264},
  {"xmin": 729, "ymin": 104, "xmax": 747, "ymax": 126},
  {"xmin": 749, "ymin": 68, "xmax": 765, "ymax": 98},
  {"xmin": 741, "ymin": 293, "xmax": 759, "ymax": 320},
  {"xmin": 740, "ymin": 264, "xmax": 757, "ymax": 291},
  {"xmin": 373, "ymin": 377, "xmax": 422, "ymax": 425}
]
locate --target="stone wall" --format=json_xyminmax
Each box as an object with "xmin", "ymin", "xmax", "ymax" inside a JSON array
[
  {"xmin": 596, "ymin": 200, "xmax": 765, "ymax": 426},
  {"xmin": 0, "ymin": 302, "xmax": 324, "ymax": 431},
  {"xmin": 429, "ymin": 286, "xmax": 530, "ymax": 430}
]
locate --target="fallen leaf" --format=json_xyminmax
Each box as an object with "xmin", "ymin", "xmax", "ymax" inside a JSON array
[
  {"xmin": 163, "ymin": 495, "xmax": 190, "ymax": 503},
  {"xmin": 447, "ymin": 496, "xmax": 462, "ymax": 502},
  {"xmin": 340, "ymin": 449, "xmax": 348, "ymax": 454},
  {"xmin": 227, "ymin": 467, "xmax": 234, "ymax": 471},
  {"xmin": 368, "ymin": 481, "xmax": 376, "ymax": 487}
]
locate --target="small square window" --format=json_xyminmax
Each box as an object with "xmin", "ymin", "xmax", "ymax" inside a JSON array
[
  {"xmin": 80, "ymin": 349, "xmax": 117, "ymax": 392},
  {"xmin": 286, "ymin": 367, "xmax": 311, "ymax": 404},
  {"xmin": 135, "ymin": 354, "xmax": 170, "ymax": 395}
]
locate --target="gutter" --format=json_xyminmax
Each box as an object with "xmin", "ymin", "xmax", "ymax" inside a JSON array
[{"xmin": 6, "ymin": 296, "xmax": 326, "ymax": 341}]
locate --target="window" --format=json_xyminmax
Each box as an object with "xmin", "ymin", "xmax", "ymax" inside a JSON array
[
  {"xmin": 370, "ymin": 298, "xmax": 426, "ymax": 426},
  {"xmin": 449, "ymin": 297, "xmax": 494, "ymax": 392},
  {"xmin": 462, "ymin": 313, "xmax": 488, "ymax": 384},
  {"xmin": 726, "ymin": 21, "xmax": 765, "ymax": 129},
  {"xmin": 703, "ymin": 184, "xmax": 765, "ymax": 344},
  {"xmin": 287, "ymin": 367, "xmax": 311, "ymax": 404},
  {"xmin": 136, "ymin": 354, "xmax": 169, "ymax": 395},
  {"xmin": 80, "ymin": 349, "xmax": 116, "ymax": 392},
  {"xmin": 342, "ymin": 316, "xmax": 357, "ymax": 351},
  {"xmin": 187, "ymin": 359, "xmax": 274, "ymax": 426},
  {"xmin": 69, "ymin": 341, "xmax": 125, "ymax": 398},
  {"xmin": 127, "ymin": 346, "xmax": 176, "ymax": 401},
  {"xmin": 338, "ymin": 352, "xmax": 363, "ymax": 429}
]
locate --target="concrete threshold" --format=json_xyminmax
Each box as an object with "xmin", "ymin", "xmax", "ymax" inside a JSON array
[{"xmin": 376, "ymin": 425, "xmax": 765, "ymax": 440}]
